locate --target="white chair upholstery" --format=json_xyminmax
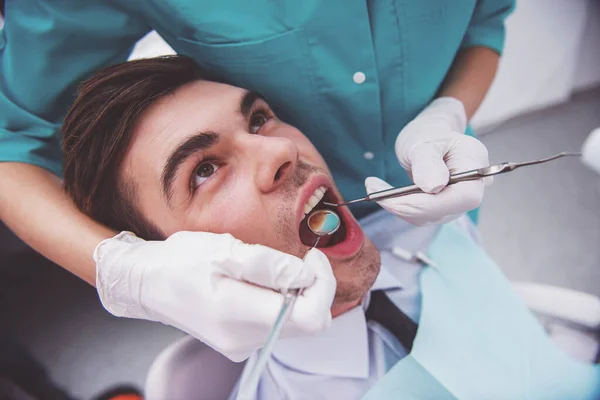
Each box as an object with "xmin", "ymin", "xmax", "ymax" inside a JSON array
[
  {"xmin": 145, "ymin": 336, "xmax": 245, "ymax": 400},
  {"xmin": 512, "ymin": 281, "xmax": 600, "ymax": 363}
]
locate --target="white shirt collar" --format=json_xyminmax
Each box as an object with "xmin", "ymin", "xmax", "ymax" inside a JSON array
[
  {"xmin": 370, "ymin": 263, "xmax": 404, "ymax": 292},
  {"xmin": 271, "ymin": 262, "xmax": 403, "ymax": 379}
]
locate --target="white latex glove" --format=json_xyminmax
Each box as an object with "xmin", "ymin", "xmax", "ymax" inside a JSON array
[
  {"xmin": 366, "ymin": 97, "xmax": 492, "ymax": 226},
  {"xmin": 582, "ymin": 127, "xmax": 600, "ymax": 175},
  {"xmin": 94, "ymin": 231, "xmax": 336, "ymax": 362}
]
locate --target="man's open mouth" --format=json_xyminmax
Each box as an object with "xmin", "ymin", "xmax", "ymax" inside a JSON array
[
  {"xmin": 297, "ymin": 183, "xmax": 365, "ymax": 259},
  {"xmin": 299, "ymin": 186, "xmax": 347, "ymax": 248}
]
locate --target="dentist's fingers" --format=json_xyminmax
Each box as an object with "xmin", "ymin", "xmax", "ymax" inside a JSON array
[
  {"xmin": 201, "ymin": 277, "xmax": 291, "ymax": 361},
  {"xmin": 211, "ymin": 234, "xmax": 316, "ymax": 290},
  {"xmin": 289, "ymin": 248, "xmax": 336, "ymax": 334},
  {"xmin": 203, "ymin": 248, "xmax": 335, "ymax": 361},
  {"xmin": 215, "ymin": 248, "xmax": 334, "ymax": 334},
  {"xmin": 408, "ymin": 143, "xmax": 450, "ymax": 194},
  {"xmin": 443, "ymin": 135, "xmax": 494, "ymax": 187},
  {"xmin": 365, "ymin": 176, "xmax": 485, "ymax": 226}
]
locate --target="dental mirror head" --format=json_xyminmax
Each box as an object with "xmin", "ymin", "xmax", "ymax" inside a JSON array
[{"xmin": 307, "ymin": 209, "xmax": 341, "ymax": 237}]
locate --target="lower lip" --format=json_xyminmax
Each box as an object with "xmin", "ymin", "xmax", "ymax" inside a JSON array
[{"xmin": 316, "ymin": 206, "xmax": 364, "ymax": 259}]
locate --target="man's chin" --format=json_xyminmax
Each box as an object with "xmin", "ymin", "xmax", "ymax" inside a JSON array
[{"xmin": 329, "ymin": 238, "xmax": 381, "ymax": 317}]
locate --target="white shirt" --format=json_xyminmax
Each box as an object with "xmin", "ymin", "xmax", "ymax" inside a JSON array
[{"xmin": 232, "ymin": 211, "xmax": 479, "ymax": 400}]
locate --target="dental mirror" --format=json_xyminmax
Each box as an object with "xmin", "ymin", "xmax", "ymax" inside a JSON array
[{"xmin": 307, "ymin": 209, "xmax": 341, "ymax": 246}]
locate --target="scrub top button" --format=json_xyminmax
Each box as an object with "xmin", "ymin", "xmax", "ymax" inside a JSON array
[
  {"xmin": 364, "ymin": 151, "xmax": 374, "ymax": 160},
  {"xmin": 353, "ymin": 72, "xmax": 366, "ymax": 84}
]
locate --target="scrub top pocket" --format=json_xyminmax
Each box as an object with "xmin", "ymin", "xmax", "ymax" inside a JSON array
[{"xmin": 174, "ymin": 28, "xmax": 319, "ymax": 125}]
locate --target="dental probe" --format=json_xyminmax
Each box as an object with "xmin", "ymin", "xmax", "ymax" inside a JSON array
[
  {"xmin": 236, "ymin": 209, "xmax": 341, "ymax": 400},
  {"xmin": 323, "ymin": 152, "xmax": 582, "ymax": 207}
]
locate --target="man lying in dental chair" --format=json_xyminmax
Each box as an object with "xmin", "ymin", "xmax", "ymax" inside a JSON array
[{"xmin": 61, "ymin": 56, "xmax": 600, "ymax": 400}]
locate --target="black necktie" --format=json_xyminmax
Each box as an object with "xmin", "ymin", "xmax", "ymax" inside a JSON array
[{"xmin": 365, "ymin": 290, "xmax": 419, "ymax": 352}]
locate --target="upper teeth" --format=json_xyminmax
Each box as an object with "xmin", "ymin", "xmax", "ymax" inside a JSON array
[{"xmin": 303, "ymin": 186, "xmax": 327, "ymax": 219}]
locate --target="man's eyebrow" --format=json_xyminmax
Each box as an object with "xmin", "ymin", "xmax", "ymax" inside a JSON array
[
  {"xmin": 240, "ymin": 91, "xmax": 267, "ymax": 119},
  {"xmin": 161, "ymin": 131, "xmax": 220, "ymax": 204}
]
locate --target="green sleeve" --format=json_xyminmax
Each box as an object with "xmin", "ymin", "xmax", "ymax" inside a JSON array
[
  {"xmin": 461, "ymin": 0, "xmax": 516, "ymax": 55},
  {"xmin": 0, "ymin": 1, "xmax": 150, "ymax": 176}
]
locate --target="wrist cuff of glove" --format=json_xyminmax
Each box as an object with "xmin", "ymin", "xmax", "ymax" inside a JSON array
[
  {"xmin": 94, "ymin": 231, "xmax": 153, "ymax": 320},
  {"xmin": 93, "ymin": 231, "xmax": 142, "ymax": 264},
  {"xmin": 424, "ymin": 97, "xmax": 468, "ymax": 133}
]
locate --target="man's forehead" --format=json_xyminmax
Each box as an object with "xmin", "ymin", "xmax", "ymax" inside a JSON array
[{"xmin": 132, "ymin": 80, "xmax": 243, "ymax": 150}]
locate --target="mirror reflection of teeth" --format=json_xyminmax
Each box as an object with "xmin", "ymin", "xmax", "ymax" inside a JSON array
[
  {"xmin": 302, "ymin": 186, "xmax": 327, "ymax": 218},
  {"xmin": 308, "ymin": 210, "xmax": 340, "ymax": 236}
]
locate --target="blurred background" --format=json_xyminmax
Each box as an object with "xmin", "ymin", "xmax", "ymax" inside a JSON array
[{"xmin": 1, "ymin": 1, "xmax": 600, "ymax": 398}]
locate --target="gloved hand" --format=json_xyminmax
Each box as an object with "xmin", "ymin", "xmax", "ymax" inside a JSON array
[
  {"xmin": 365, "ymin": 97, "xmax": 492, "ymax": 226},
  {"xmin": 582, "ymin": 127, "xmax": 600, "ymax": 175},
  {"xmin": 94, "ymin": 231, "xmax": 336, "ymax": 362}
]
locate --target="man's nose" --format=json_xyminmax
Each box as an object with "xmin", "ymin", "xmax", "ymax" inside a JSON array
[{"xmin": 254, "ymin": 137, "xmax": 298, "ymax": 193}]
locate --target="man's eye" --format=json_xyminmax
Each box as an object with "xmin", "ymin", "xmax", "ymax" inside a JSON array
[
  {"xmin": 249, "ymin": 111, "xmax": 270, "ymax": 134},
  {"xmin": 194, "ymin": 162, "xmax": 219, "ymax": 187}
]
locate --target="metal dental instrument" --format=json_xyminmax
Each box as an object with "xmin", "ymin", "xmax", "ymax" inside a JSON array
[
  {"xmin": 236, "ymin": 209, "xmax": 341, "ymax": 400},
  {"xmin": 323, "ymin": 152, "xmax": 582, "ymax": 208}
]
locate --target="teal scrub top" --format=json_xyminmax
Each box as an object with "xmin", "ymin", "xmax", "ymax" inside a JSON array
[{"xmin": 0, "ymin": 0, "xmax": 514, "ymax": 218}]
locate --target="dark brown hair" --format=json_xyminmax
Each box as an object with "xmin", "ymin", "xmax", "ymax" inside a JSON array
[{"xmin": 62, "ymin": 55, "xmax": 206, "ymax": 240}]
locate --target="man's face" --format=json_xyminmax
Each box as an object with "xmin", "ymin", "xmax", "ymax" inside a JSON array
[{"xmin": 122, "ymin": 81, "xmax": 380, "ymax": 306}]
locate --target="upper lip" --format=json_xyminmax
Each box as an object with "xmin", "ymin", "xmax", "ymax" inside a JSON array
[{"xmin": 295, "ymin": 173, "xmax": 341, "ymax": 232}]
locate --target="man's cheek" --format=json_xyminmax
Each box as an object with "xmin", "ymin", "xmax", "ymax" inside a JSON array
[{"xmin": 208, "ymin": 204, "xmax": 272, "ymax": 245}]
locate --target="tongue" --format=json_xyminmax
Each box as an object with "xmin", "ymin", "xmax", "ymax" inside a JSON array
[{"xmin": 299, "ymin": 218, "xmax": 334, "ymax": 247}]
